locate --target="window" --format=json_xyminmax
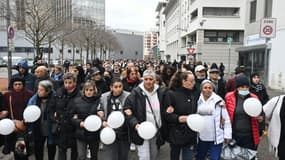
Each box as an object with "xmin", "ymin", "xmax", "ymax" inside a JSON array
[
  {"xmin": 204, "ymin": 30, "xmax": 240, "ymax": 43},
  {"xmin": 120, "ymin": 51, "xmax": 123, "ymax": 55},
  {"xmin": 203, "ymin": 7, "xmax": 239, "ymax": 17},
  {"xmin": 191, "ymin": 9, "xmax": 198, "ymax": 20},
  {"xmin": 250, "ymin": 0, "xmax": 257, "ymax": 23},
  {"xmin": 264, "ymin": 0, "xmax": 272, "ymax": 17}
]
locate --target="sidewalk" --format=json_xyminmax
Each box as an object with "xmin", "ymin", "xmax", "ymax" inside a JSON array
[{"xmin": 0, "ymin": 78, "xmax": 8, "ymax": 92}]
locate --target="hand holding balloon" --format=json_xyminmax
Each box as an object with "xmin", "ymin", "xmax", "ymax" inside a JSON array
[
  {"xmin": 84, "ymin": 115, "xmax": 102, "ymax": 132},
  {"xmin": 100, "ymin": 127, "xmax": 116, "ymax": 145},
  {"xmin": 23, "ymin": 105, "xmax": 41, "ymax": 123},
  {"xmin": 137, "ymin": 122, "xmax": 157, "ymax": 140},
  {"xmin": 179, "ymin": 115, "xmax": 188, "ymax": 123},
  {"xmin": 186, "ymin": 114, "xmax": 206, "ymax": 132},
  {"xmin": 107, "ymin": 111, "xmax": 125, "ymax": 129},
  {"xmin": 243, "ymin": 98, "xmax": 262, "ymax": 117}
]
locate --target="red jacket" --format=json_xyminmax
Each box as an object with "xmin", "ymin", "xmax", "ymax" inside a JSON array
[{"xmin": 225, "ymin": 91, "xmax": 260, "ymax": 145}]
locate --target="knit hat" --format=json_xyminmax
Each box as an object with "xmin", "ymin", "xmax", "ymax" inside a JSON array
[
  {"xmin": 209, "ymin": 63, "xmax": 219, "ymax": 73},
  {"xmin": 236, "ymin": 75, "xmax": 250, "ymax": 88}
]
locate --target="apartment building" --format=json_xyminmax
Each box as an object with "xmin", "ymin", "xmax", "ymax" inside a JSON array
[
  {"xmin": 155, "ymin": 1, "xmax": 168, "ymax": 61},
  {"xmin": 160, "ymin": 0, "xmax": 246, "ymax": 74},
  {"xmin": 144, "ymin": 31, "xmax": 158, "ymax": 60}
]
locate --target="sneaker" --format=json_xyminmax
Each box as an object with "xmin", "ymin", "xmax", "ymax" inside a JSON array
[{"xmin": 130, "ymin": 143, "xmax": 136, "ymax": 151}]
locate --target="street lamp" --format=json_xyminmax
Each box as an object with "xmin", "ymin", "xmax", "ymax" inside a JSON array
[{"xmin": 6, "ymin": 0, "xmax": 12, "ymax": 81}]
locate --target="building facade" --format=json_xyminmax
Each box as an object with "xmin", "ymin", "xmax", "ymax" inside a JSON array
[
  {"xmin": 144, "ymin": 31, "xmax": 158, "ymax": 60},
  {"xmin": 155, "ymin": 1, "xmax": 168, "ymax": 61},
  {"xmin": 160, "ymin": 0, "xmax": 246, "ymax": 74},
  {"xmin": 236, "ymin": 0, "xmax": 273, "ymax": 84},
  {"xmin": 56, "ymin": 0, "xmax": 105, "ymax": 27},
  {"xmin": 111, "ymin": 29, "xmax": 144, "ymax": 60}
]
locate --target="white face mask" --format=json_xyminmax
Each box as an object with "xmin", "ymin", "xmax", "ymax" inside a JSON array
[{"xmin": 238, "ymin": 90, "xmax": 250, "ymax": 96}]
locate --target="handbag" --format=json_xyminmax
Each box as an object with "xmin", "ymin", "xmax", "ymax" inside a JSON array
[
  {"xmin": 144, "ymin": 95, "xmax": 165, "ymax": 147},
  {"xmin": 220, "ymin": 140, "xmax": 257, "ymax": 160},
  {"xmin": 14, "ymin": 137, "xmax": 28, "ymax": 157}
]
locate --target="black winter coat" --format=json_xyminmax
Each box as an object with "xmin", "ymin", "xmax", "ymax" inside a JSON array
[
  {"xmin": 55, "ymin": 87, "xmax": 81, "ymax": 147},
  {"xmin": 166, "ymin": 87, "xmax": 200, "ymax": 147},
  {"xmin": 70, "ymin": 94, "xmax": 103, "ymax": 142},
  {"xmin": 124, "ymin": 86, "xmax": 171, "ymax": 145}
]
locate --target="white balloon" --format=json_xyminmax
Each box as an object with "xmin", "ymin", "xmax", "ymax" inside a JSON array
[
  {"xmin": 243, "ymin": 97, "xmax": 262, "ymax": 117},
  {"xmin": 187, "ymin": 114, "xmax": 205, "ymax": 132},
  {"xmin": 23, "ymin": 105, "xmax": 41, "ymax": 123},
  {"xmin": 107, "ymin": 111, "xmax": 125, "ymax": 129},
  {"xmin": 0, "ymin": 119, "xmax": 15, "ymax": 135},
  {"xmin": 84, "ymin": 115, "xmax": 102, "ymax": 132},
  {"xmin": 138, "ymin": 121, "xmax": 157, "ymax": 140},
  {"xmin": 100, "ymin": 127, "xmax": 116, "ymax": 145}
]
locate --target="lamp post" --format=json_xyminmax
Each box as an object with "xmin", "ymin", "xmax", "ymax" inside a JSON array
[{"xmin": 6, "ymin": 0, "xmax": 12, "ymax": 81}]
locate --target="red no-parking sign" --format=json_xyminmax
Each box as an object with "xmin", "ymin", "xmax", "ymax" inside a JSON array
[{"xmin": 260, "ymin": 18, "xmax": 276, "ymax": 38}]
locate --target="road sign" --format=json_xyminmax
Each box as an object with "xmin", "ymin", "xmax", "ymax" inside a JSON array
[
  {"xmin": 187, "ymin": 47, "xmax": 195, "ymax": 55},
  {"xmin": 7, "ymin": 25, "xmax": 15, "ymax": 39},
  {"xmin": 260, "ymin": 18, "xmax": 276, "ymax": 38},
  {"xmin": 227, "ymin": 37, "xmax": 232, "ymax": 48}
]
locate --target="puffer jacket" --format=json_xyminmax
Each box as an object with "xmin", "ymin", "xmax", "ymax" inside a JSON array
[
  {"xmin": 225, "ymin": 91, "xmax": 260, "ymax": 145},
  {"xmin": 70, "ymin": 94, "xmax": 103, "ymax": 142}
]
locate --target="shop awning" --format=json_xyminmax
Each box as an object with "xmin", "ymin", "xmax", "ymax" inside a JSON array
[{"xmin": 235, "ymin": 44, "xmax": 266, "ymax": 52}]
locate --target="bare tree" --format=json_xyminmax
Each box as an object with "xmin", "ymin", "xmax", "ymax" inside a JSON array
[{"xmin": 24, "ymin": 0, "xmax": 59, "ymax": 58}]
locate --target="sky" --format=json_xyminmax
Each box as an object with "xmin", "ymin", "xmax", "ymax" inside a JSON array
[{"xmin": 106, "ymin": 0, "xmax": 159, "ymax": 32}]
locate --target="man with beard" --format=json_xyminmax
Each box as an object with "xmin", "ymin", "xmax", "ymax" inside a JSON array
[{"xmin": 54, "ymin": 73, "xmax": 80, "ymax": 160}]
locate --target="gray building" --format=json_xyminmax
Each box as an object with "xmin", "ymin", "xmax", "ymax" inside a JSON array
[
  {"xmin": 110, "ymin": 31, "xmax": 144, "ymax": 60},
  {"xmin": 55, "ymin": 0, "xmax": 105, "ymax": 27}
]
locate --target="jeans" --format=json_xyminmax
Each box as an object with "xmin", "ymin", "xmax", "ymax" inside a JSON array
[
  {"xmin": 103, "ymin": 139, "xmax": 130, "ymax": 160},
  {"xmin": 136, "ymin": 136, "xmax": 158, "ymax": 160},
  {"xmin": 170, "ymin": 143, "xmax": 194, "ymax": 160},
  {"xmin": 196, "ymin": 140, "xmax": 222, "ymax": 160}
]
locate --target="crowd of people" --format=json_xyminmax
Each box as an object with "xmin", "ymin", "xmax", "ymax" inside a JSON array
[{"xmin": 0, "ymin": 58, "xmax": 284, "ymax": 160}]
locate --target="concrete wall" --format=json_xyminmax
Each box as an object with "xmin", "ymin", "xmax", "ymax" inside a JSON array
[
  {"xmin": 268, "ymin": 0, "xmax": 285, "ymax": 90},
  {"xmin": 111, "ymin": 32, "xmax": 144, "ymax": 60}
]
